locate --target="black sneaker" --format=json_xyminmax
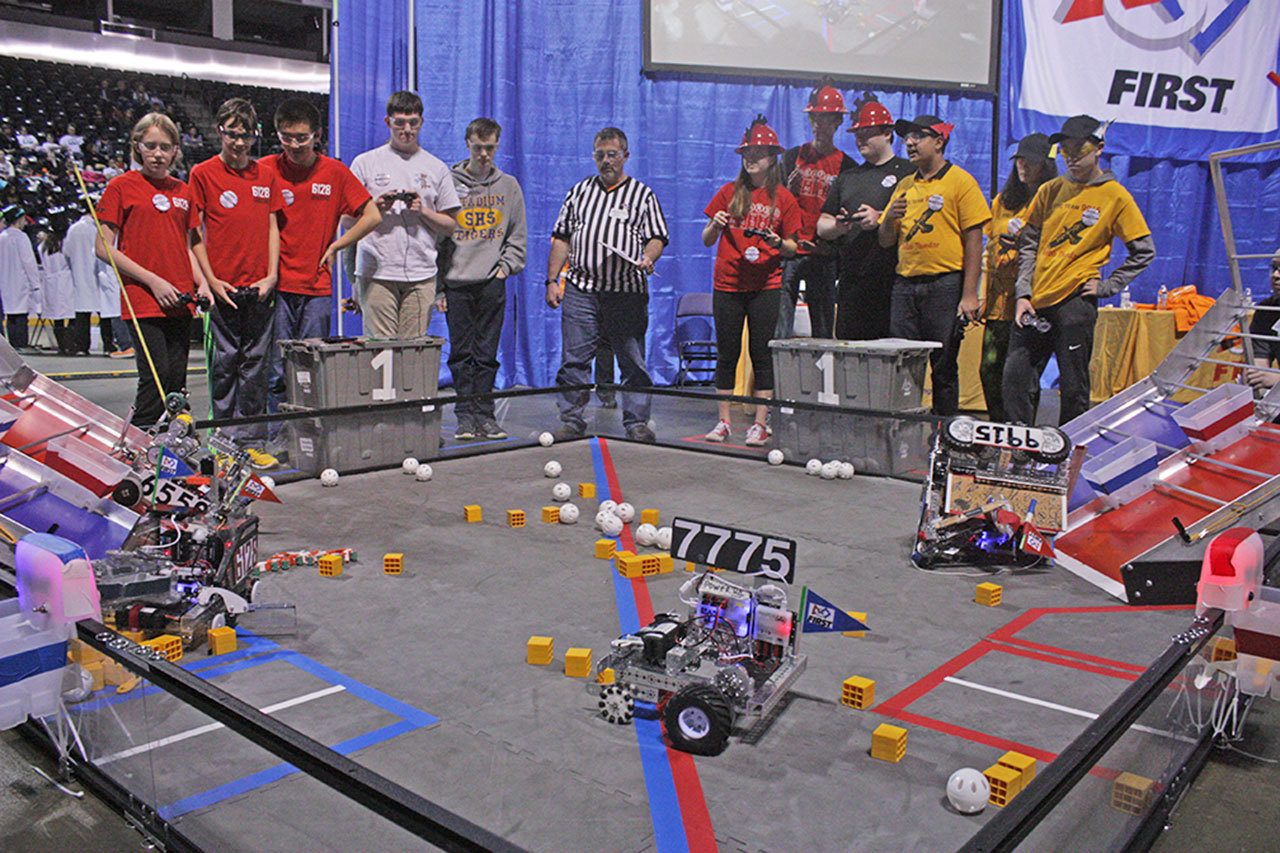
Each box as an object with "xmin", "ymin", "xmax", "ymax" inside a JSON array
[
  {"xmin": 626, "ymin": 423, "xmax": 656, "ymax": 443},
  {"xmin": 551, "ymin": 423, "xmax": 586, "ymax": 442},
  {"xmin": 455, "ymin": 420, "xmax": 478, "ymax": 441},
  {"xmin": 479, "ymin": 418, "xmax": 508, "ymax": 440}
]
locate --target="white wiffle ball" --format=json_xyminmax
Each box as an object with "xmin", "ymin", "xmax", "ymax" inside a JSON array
[
  {"xmin": 402, "ymin": 457, "xmax": 419, "ymax": 474},
  {"xmin": 544, "ymin": 460, "xmax": 562, "ymax": 478},
  {"xmin": 558, "ymin": 503, "xmax": 580, "ymax": 524}
]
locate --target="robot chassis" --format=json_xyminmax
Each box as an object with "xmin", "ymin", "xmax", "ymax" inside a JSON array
[{"xmin": 593, "ymin": 571, "xmax": 806, "ymax": 755}]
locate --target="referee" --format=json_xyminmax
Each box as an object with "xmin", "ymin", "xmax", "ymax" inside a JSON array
[{"xmin": 545, "ymin": 127, "xmax": 669, "ymax": 442}]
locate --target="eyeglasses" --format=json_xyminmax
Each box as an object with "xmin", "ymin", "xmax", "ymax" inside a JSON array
[
  {"xmin": 219, "ymin": 127, "xmax": 259, "ymax": 142},
  {"xmin": 138, "ymin": 141, "xmax": 176, "ymax": 153},
  {"xmin": 904, "ymin": 131, "xmax": 939, "ymax": 142},
  {"xmin": 390, "ymin": 117, "xmax": 423, "ymax": 129},
  {"xmin": 277, "ymin": 131, "xmax": 315, "ymax": 145},
  {"xmin": 593, "ymin": 149, "xmax": 626, "ymax": 162},
  {"xmin": 1060, "ymin": 140, "xmax": 1097, "ymax": 159}
]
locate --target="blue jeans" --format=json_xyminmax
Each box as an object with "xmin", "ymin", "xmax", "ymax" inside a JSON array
[
  {"xmin": 268, "ymin": 292, "xmax": 332, "ymax": 419},
  {"xmin": 555, "ymin": 283, "xmax": 651, "ymax": 430},
  {"xmin": 444, "ymin": 278, "xmax": 505, "ymax": 423},
  {"xmin": 889, "ymin": 272, "xmax": 962, "ymax": 416}
]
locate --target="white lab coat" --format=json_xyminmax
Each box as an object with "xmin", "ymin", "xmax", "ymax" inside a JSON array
[
  {"xmin": 0, "ymin": 227, "xmax": 41, "ymax": 316},
  {"xmin": 38, "ymin": 244, "xmax": 73, "ymax": 321},
  {"xmin": 65, "ymin": 216, "xmax": 106, "ymax": 313}
]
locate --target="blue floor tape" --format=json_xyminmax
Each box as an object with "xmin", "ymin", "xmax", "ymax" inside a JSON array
[{"xmin": 590, "ymin": 438, "xmax": 689, "ymax": 853}]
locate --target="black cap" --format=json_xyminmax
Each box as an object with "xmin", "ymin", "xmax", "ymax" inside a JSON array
[
  {"xmin": 1011, "ymin": 133, "xmax": 1052, "ymax": 162},
  {"xmin": 1, "ymin": 204, "xmax": 26, "ymax": 224},
  {"xmin": 1049, "ymin": 115, "xmax": 1104, "ymax": 145},
  {"xmin": 894, "ymin": 114, "xmax": 953, "ymax": 140}
]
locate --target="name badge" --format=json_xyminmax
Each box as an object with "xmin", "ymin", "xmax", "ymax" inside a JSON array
[{"xmin": 608, "ymin": 207, "xmax": 629, "ymax": 221}]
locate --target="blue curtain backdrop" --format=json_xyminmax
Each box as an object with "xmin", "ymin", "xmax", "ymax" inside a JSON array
[{"xmin": 334, "ymin": 0, "xmax": 1278, "ymax": 388}]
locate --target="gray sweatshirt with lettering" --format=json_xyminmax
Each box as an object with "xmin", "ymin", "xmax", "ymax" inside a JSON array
[{"xmin": 445, "ymin": 161, "xmax": 527, "ymax": 285}]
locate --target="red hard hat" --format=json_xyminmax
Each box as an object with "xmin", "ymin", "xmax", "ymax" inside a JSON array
[
  {"xmin": 850, "ymin": 99, "xmax": 894, "ymax": 131},
  {"xmin": 804, "ymin": 85, "xmax": 847, "ymax": 114},
  {"xmin": 735, "ymin": 116, "xmax": 784, "ymax": 155}
]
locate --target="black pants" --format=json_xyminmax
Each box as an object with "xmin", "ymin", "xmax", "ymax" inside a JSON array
[
  {"xmin": 101, "ymin": 316, "xmax": 132, "ymax": 353},
  {"xmin": 836, "ymin": 268, "xmax": 895, "ymax": 340},
  {"xmin": 445, "ymin": 277, "xmax": 506, "ymax": 424},
  {"xmin": 208, "ymin": 293, "xmax": 275, "ymax": 443},
  {"xmin": 1003, "ymin": 292, "xmax": 1097, "ymax": 426},
  {"xmin": 131, "ymin": 315, "xmax": 192, "ymax": 428},
  {"xmin": 889, "ymin": 272, "xmax": 962, "ymax": 416},
  {"xmin": 68, "ymin": 312, "xmax": 92, "ymax": 354},
  {"xmin": 5, "ymin": 314, "xmax": 28, "ymax": 349},
  {"xmin": 778, "ymin": 254, "xmax": 837, "ymax": 338},
  {"xmin": 714, "ymin": 288, "xmax": 780, "ymax": 391}
]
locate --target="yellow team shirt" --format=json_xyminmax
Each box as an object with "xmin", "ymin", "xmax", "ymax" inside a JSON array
[
  {"xmin": 1025, "ymin": 177, "xmax": 1150, "ymax": 309},
  {"xmin": 983, "ymin": 192, "xmax": 1030, "ymax": 322},
  {"xmin": 883, "ymin": 162, "xmax": 991, "ymax": 277}
]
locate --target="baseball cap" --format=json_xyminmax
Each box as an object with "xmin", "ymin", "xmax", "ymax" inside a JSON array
[
  {"xmin": 1049, "ymin": 115, "xmax": 1104, "ymax": 145},
  {"xmin": 1011, "ymin": 133, "xmax": 1052, "ymax": 162},
  {"xmin": 894, "ymin": 115, "xmax": 954, "ymax": 141},
  {"xmin": 1, "ymin": 204, "xmax": 26, "ymax": 224}
]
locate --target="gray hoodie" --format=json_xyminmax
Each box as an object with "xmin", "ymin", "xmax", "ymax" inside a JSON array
[{"xmin": 445, "ymin": 160, "xmax": 527, "ymax": 285}]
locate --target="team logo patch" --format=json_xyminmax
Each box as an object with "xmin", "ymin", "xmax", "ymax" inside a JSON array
[
  {"xmin": 927, "ymin": 194, "xmax": 945, "ymax": 212},
  {"xmin": 881, "ymin": 174, "xmax": 898, "ymax": 188},
  {"xmin": 1081, "ymin": 207, "xmax": 1101, "ymax": 227},
  {"xmin": 219, "ymin": 190, "xmax": 239, "ymax": 209},
  {"xmin": 151, "ymin": 193, "xmax": 171, "ymax": 212},
  {"xmin": 744, "ymin": 246, "xmax": 761, "ymax": 262},
  {"xmin": 458, "ymin": 207, "xmax": 502, "ymax": 231},
  {"xmin": 311, "ymin": 183, "xmax": 332, "ymax": 197},
  {"xmin": 373, "ymin": 173, "xmax": 391, "ymax": 187},
  {"xmin": 282, "ymin": 188, "xmax": 295, "ymax": 206}
]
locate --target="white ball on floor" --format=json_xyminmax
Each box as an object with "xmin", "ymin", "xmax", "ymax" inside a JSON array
[
  {"xmin": 415, "ymin": 464, "xmax": 433, "ymax": 482},
  {"xmin": 601, "ymin": 514, "xmax": 624, "ymax": 537},
  {"xmin": 946, "ymin": 768, "xmax": 990, "ymax": 814},
  {"xmin": 767, "ymin": 449, "xmax": 784, "ymax": 466},
  {"xmin": 656, "ymin": 526, "xmax": 672, "ymax": 551},
  {"xmin": 558, "ymin": 503, "xmax": 580, "ymax": 524},
  {"xmin": 259, "ymin": 475, "xmax": 275, "ymax": 489},
  {"xmin": 544, "ymin": 460, "xmax": 562, "ymax": 478},
  {"xmin": 805, "ymin": 458, "xmax": 823, "ymax": 475},
  {"xmin": 838, "ymin": 461, "xmax": 855, "ymax": 479},
  {"xmin": 402, "ymin": 457, "xmax": 419, "ymax": 474},
  {"xmin": 319, "ymin": 468, "xmax": 339, "ymax": 487},
  {"xmin": 820, "ymin": 461, "xmax": 839, "ymax": 479},
  {"xmin": 594, "ymin": 511, "xmax": 610, "ymax": 530},
  {"xmin": 552, "ymin": 482, "xmax": 571, "ymax": 501},
  {"xmin": 538, "ymin": 431, "xmax": 555, "ymax": 447},
  {"xmin": 635, "ymin": 523, "xmax": 658, "ymax": 547},
  {"xmin": 613, "ymin": 502, "xmax": 636, "ymax": 523},
  {"xmin": 598, "ymin": 500, "xmax": 618, "ymax": 516}
]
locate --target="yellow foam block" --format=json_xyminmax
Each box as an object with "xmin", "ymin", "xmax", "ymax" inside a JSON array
[
  {"xmin": 564, "ymin": 647, "xmax": 593, "ymax": 678},
  {"xmin": 595, "ymin": 539, "xmax": 617, "ymax": 559},
  {"xmin": 976, "ymin": 582, "xmax": 1003, "ymax": 606},
  {"xmin": 640, "ymin": 508, "xmax": 660, "ymax": 526},
  {"xmin": 507, "ymin": 509, "xmax": 526, "ymax": 528},
  {"xmin": 998, "ymin": 751, "xmax": 1037, "ymax": 788},
  {"xmin": 871, "ymin": 723, "xmax": 907, "ymax": 763},
  {"xmin": 541, "ymin": 506, "xmax": 561, "ymax": 523},
  {"xmin": 596, "ymin": 667, "xmax": 615, "ymax": 684},
  {"xmin": 527, "ymin": 635, "xmax": 554, "ymax": 665},
  {"xmin": 464, "ymin": 504, "xmax": 483, "ymax": 522},
  {"xmin": 207, "ymin": 626, "xmax": 238, "ymax": 656},
  {"xmin": 985, "ymin": 763, "xmax": 1023, "ymax": 807},
  {"xmin": 578, "ymin": 482, "xmax": 596, "ymax": 498},
  {"xmin": 841, "ymin": 676, "xmax": 875, "ymax": 709}
]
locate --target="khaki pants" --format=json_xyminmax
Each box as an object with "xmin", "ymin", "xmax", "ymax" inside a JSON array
[{"xmin": 359, "ymin": 276, "xmax": 436, "ymax": 339}]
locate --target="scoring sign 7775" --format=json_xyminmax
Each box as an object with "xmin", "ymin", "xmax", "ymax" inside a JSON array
[{"xmin": 668, "ymin": 517, "xmax": 796, "ymax": 585}]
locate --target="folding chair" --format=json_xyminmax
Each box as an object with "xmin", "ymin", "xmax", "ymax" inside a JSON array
[{"xmin": 673, "ymin": 292, "xmax": 716, "ymax": 386}]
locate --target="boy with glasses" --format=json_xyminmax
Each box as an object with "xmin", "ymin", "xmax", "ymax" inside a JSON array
[
  {"xmin": 189, "ymin": 97, "xmax": 285, "ymax": 467},
  {"xmin": 1003, "ymin": 114, "xmax": 1154, "ymax": 426},
  {"xmin": 260, "ymin": 98, "xmax": 381, "ymax": 425},
  {"xmin": 349, "ymin": 91, "xmax": 461, "ymax": 339}
]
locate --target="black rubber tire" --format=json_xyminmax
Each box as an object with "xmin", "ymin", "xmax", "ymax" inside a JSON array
[
  {"xmin": 941, "ymin": 417, "xmax": 977, "ymax": 452},
  {"xmin": 1036, "ymin": 427, "xmax": 1071, "ymax": 464},
  {"xmin": 662, "ymin": 683, "xmax": 734, "ymax": 756},
  {"xmin": 112, "ymin": 477, "xmax": 142, "ymax": 507}
]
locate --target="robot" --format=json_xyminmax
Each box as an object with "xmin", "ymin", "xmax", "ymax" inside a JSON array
[
  {"xmin": 594, "ymin": 571, "xmax": 806, "ymax": 755},
  {"xmin": 913, "ymin": 417, "xmax": 1071, "ymax": 569}
]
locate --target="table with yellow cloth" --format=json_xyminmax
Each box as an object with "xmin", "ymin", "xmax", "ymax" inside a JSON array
[{"xmin": 957, "ymin": 307, "xmax": 1180, "ymax": 412}]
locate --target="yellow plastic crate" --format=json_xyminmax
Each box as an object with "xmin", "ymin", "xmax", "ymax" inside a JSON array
[{"xmin": 841, "ymin": 676, "xmax": 875, "ymax": 709}]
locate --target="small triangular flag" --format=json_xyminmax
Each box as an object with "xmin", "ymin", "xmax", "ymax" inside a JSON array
[
  {"xmin": 1020, "ymin": 523, "xmax": 1055, "ymax": 559},
  {"xmin": 801, "ymin": 589, "xmax": 870, "ymax": 634},
  {"xmin": 157, "ymin": 448, "xmax": 195, "ymax": 479},
  {"xmin": 239, "ymin": 474, "xmax": 281, "ymax": 504}
]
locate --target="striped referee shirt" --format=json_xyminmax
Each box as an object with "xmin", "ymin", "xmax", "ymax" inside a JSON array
[{"xmin": 552, "ymin": 175, "xmax": 669, "ymax": 293}]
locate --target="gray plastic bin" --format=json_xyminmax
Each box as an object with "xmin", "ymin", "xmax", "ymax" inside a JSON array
[
  {"xmin": 282, "ymin": 337, "xmax": 444, "ymax": 410},
  {"xmin": 285, "ymin": 404, "xmax": 442, "ymax": 476},
  {"xmin": 769, "ymin": 337, "xmax": 940, "ymax": 412},
  {"xmin": 772, "ymin": 407, "xmax": 933, "ymax": 479}
]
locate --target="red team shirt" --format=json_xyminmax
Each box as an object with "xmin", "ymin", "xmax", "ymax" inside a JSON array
[
  {"xmin": 259, "ymin": 153, "xmax": 371, "ymax": 296},
  {"xmin": 97, "ymin": 170, "xmax": 198, "ymax": 320},
  {"xmin": 786, "ymin": 143, "xmax": 846, "ymax": 249},
  {"xmin": 704, "ymin": 183, "xmax": 802, "ymax": 292},
  {"xmin": 188, "ymin": 155, "xmax": 285, "ymax": 286}
]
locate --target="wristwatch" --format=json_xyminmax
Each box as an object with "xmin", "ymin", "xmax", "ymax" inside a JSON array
[{"xmin": 545, "ymin": 278, "xmax": 557, "ymax": 287}]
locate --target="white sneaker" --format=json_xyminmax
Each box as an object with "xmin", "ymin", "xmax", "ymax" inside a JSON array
[
  {"xmin": 705, "ymin": 420, "xmax": 731, "ymax": 442},
  {"xmin": 744, "ymin": 423, "xmax": 769, "ymax": 446}
]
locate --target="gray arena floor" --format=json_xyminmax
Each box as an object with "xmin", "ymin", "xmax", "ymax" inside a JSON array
[{"xmin": 57, "ymin": 437, "xmax": 1198, "ymax": 851}]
